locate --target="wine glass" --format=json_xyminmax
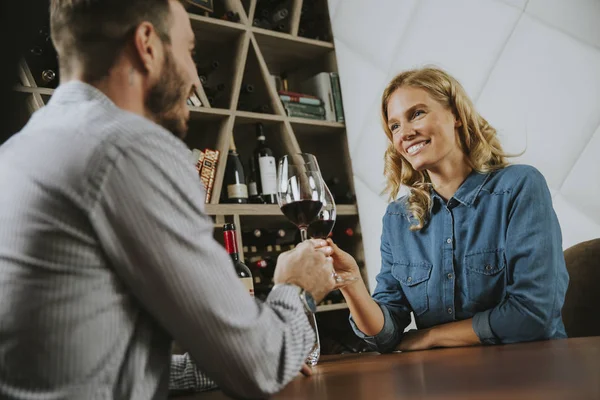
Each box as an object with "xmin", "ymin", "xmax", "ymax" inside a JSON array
[
  {"xmin": 276, "ymin": 153, "xmax": 324, "ymax": 367},
  {"xmin": 307, "ymin": 182, "xmax": 336, "ymax": 240},
  {"xmin": 308, "ymin": 182, "xmax": 359, "ymax": 287},
  {"xmin": 277, "ymin": 153, "xmax": 324, "ymax": 242}
]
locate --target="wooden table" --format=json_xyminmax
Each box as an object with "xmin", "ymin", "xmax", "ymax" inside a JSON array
[{"xmin": 174, "ymin": 337, "xmax": 600, "ymax": 399}]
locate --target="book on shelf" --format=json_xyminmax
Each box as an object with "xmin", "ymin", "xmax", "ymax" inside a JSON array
[
  {"xmin": 285, "ymin": 110, "xmax": 326, "ymax": 120},
  {"xmin": 278, "ymin": 94, "xmax": 322, "ymax": 106},
  {"xmin": 300, "ymin": 72, "xmax": 345, "ymax": 122},
  {"xmin": 329, "ymin": 72, "xmax": 345, "ymax": 123},
  {"xmin": 278, "ymin": 90, "xmax": 319, "ymax": 99},
  {"xmin": 282, "ymin": 102, "xmax": 326, "ymax": 117},
  {"xmin": 191, "ymin": 148, "xmax": 205, "ymax": 173},
  {"xmin": 194, "ymin": 148, "xmax": 219, "ymax": 203}
]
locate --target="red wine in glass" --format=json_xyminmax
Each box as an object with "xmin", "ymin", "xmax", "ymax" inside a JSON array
[
  {"xmin": 280, "ymin": 200, "xmax": 323, "ymax": 229},
  {"xmin": 277, "ymin": 153, "xmax": 324, "ymax": 242},
  {"xmin": 307, "ymin": 219, "xmax": 335, "ymax": 239}
]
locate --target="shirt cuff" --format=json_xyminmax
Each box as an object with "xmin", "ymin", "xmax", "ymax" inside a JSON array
[
  {"xmin": 349, "ymin": 302, "xmax": 401, "ymax": 353},
  {"xmin": 169, "ymin": 353, "xmax": 217, "ymax": 393},
  {"xmin": 267, "ymin": 284, "xmax": 305, "ymax": 312},
  {"xmin": 473, "ymin": 309, "xmax": 500, "ymax": 345}
]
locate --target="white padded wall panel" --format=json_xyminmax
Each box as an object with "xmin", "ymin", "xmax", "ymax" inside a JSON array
[{"xmin": 330, "ymin": 0, "xmax": 600, "ymax": 290}]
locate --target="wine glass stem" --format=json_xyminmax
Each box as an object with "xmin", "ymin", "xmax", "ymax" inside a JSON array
[{"xmin": 300, "ymin": 227, "xmax": 308, "ymax": 242}]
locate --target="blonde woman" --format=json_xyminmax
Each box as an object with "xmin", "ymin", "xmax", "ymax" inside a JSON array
[{"xmin": 326, "ymin": 67, "xmax": 569, "ymax": 352}]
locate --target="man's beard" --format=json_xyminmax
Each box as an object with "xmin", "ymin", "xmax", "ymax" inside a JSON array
[{"xmin": 145, "ymin": 49, "xmax": 190, "ymax": 139}]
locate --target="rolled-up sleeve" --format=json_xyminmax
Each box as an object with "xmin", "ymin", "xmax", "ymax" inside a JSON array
[
  {"xmin": 472, "ymin": 167, "xmax": 569, "ymax": 344},
  {"xmin": 349, "ymin": 211, "xmax": 412, "ymax": 353}
]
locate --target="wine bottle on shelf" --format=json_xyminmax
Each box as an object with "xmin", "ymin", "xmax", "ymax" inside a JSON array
[
  {"xmin": 41, "ymin": 70, "xmax": 57, "ymax": 86},
  {"xmin": 223, "ymin": 223, "xmax": 254, "ymax": 297},
  {"xmin": 197, "ymin": 60, "xmax": 220, "ymax": 83},
  {"xmin": 326, "ymin": 177, "xmax": 356, "ymax": 204},
  {"xmin": 247, "ymin": 155, "xmax": 265, "ymax": 204},
  {"xmin": 252, "ymin": 104, "xmax": 271, "ymax": 114},
  {"xmin": 271, "ymin": 8, "xmax": 289, "ymax": 23},
  {"xmin": 222, "ymin": 137, "xmax": 248, "ymax": 204},
  {"xmin": 26, "ymin": 25, "xmax": 60, "ymax": 89},
  {"xmin": 240, "ymin": 83, "xmax": 255, "ymax": 94},
  {"xmin": 253, "ymin": 123, "xmax": 278, "ymax": 204}
]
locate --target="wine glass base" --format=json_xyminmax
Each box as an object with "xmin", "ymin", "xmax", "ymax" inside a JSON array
[{"xmin": 306, "ymin": 346, "xmax": 320, "ymax": 366}]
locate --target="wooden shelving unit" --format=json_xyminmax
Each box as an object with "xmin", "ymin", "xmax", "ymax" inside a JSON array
[{"xmin": 13, "ymin": 0, "xmax": 367, "ymax": 313}]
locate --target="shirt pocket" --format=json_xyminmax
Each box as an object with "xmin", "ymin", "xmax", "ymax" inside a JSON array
[
  {"xmin": 391, "ymin": 262, "xmax": 432, "ymax": 316},
  {"xmin": 464, "ymin": 249, "xmax": 506, "ymax": 310}
]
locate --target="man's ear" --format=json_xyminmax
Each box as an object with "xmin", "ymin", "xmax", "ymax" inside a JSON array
[{"xmin": 133, "ymin": 22, "xmax": 162, "ymax": 75}]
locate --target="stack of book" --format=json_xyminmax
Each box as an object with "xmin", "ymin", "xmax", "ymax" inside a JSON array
[
  {"xmin": 299, "ymin": 72, "xmax": 345, "ymax": 123},
  {"xmin": 190, "ymin": 148, "xmax": 220, "ymax": 203},
  {"xmin": 278, "ymin": 90, "xmax": 326, "ymax": 120},
  {"xmin": 274, "ymin": 71, "xmax": 345, "ymax": 122}
]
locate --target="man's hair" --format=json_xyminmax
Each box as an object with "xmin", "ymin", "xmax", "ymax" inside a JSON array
[{"xmin": 50, "ymin": 0, "xmax": 174, "ymax": 82}]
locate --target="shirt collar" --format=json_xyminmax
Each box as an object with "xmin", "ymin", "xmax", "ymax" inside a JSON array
[
  {"xmin": 430, "ymin": 170, "xmax": 490, "ymax": 209},
  {"xmin": 48, "ymin": 81, "xmax": 116, "ymax": 109}
]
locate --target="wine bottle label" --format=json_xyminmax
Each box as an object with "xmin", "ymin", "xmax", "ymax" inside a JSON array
[
  {"xmin": 240, "ymin": 277, "xmax": 255, "ymax": 297},
  {"xmin": 248, "ymin": 181, "xmax": 258, "ymax": 196},
  {"xmin": 258, "ymin": 156, "xmax": 277, "ymax": 195},
  {"xmin": 227, "ymin": 183, "xmax": 248, "ymax": 199}
]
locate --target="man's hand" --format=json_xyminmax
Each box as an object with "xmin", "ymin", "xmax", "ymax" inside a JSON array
[
  {"xmin": 300, "ymin": 364, "xmax": 313, "ymax": 377},
  {"xmin": 397, "ymin": 329, "xmax": 433, "ymax": 352},
  {"xmin": 273, "ymin": 239, "xmax": 336, "ymax": 303}
]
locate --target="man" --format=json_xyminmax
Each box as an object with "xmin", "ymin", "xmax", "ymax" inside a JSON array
[{"xmin": 0, "ymin": 1, "xmax": 336, "ymax": 399}]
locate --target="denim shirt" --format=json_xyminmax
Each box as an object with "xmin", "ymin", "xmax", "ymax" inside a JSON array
[{"xmin": 351, "ymin": 165, "xmax": 569, "ymax": 352}]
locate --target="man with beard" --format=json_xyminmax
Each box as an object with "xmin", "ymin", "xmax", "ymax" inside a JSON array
[{"xmin": 0, "ymin": 1, "xmax": 337, "ymax": 399}]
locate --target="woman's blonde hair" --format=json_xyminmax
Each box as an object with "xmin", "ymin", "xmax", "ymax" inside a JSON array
[{"xmin": 381, "ymin": 67, "xmax": 508, "ymax": 230}]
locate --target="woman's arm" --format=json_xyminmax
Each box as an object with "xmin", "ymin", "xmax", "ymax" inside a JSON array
[
  {"xmin": 327, "ymin": 216, "xmax": 412, "ymax": 353},
  {"xmin": 340, "ymin": 277, "xmax": 385, "ymax": 336},
  {"xmin": 397, "ymin": 318, "xmax": 481, "ymax": 351}
]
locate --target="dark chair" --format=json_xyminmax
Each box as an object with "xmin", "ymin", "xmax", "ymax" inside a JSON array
[{"xmin": 562, "ymin": 238, "xmax": 600, "ymax": 338}]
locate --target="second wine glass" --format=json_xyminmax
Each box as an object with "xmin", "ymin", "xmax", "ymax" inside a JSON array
[{"xmin": 277, "ymin": 153, "xmax": 324, "ymax": 242}]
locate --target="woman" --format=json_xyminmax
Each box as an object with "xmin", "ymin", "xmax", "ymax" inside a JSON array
[{"xmin": 328, "ymin": 67, "xmax": 569, "ymax": 352}]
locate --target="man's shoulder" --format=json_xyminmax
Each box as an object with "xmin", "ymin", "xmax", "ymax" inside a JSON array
[{"xmin": 98, "ymin": 109, "xmax": 187, "ymax": 157}]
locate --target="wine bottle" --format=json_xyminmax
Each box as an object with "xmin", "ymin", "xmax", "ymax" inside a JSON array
[
  {"xmin": 27, "ymin": 25, "xmax": 60, "ymax": 89},
  {"xmin": 41, "ymin": 70, "xmax": 56, "ymax": 86},
  {"xmin": 271, "ymin": 8, "xmax": 289, "ymax": 23},
  {"xmin": 222, "ymin": 137, "xmax": 248, "ymax": 204},
  {"xmin": 197, "ymin": 60, "xmax": 220, "ymax": 83},
  {"xmin": 223, "ymin": 223, "xmax": 254, "ymax": 297},
  {"xmin": 247, "ymin": 155, "xmax": 264, "ymax": 204},
  {"xmin": 252, "ymin": 104, "xmax": 271, "ymax": 114},
  {"xmin": 326, "ymin": 177, "xmax": 356, "ymax": 204},
  {"xmin": 253, "ymin": 123, "xmax": 277, "ymax": 204},
  {"xmin": 240, "ymin": 83, "xmax": 255, "ymax": 94}
]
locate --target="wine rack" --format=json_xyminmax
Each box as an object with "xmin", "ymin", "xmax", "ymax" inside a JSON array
[{"xmin": 12, "ymin": 0, "xmax": 366, "ymax": 346}]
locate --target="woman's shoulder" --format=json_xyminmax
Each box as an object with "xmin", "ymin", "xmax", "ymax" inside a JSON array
[
  {"xmin": 486, "ymin": 164, "xmax": 550, "ymax": 197},
  {"xmin": 488, "ymin": 164, "xmax": 548, "ymax": 188},
  {"xmin": 385, "ymin": 195, "xmax": 410, "ymax": 216}
]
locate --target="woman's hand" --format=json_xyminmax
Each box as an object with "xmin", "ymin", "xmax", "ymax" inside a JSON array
[{"xmin": 325, "ymin": 238, "xmax": 362, "ymax": 288}]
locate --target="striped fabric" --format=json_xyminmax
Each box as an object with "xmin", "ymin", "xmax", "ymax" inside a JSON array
[{"xmin": 0, "ymin": 81, "xmax": 315, "ymax": 399}]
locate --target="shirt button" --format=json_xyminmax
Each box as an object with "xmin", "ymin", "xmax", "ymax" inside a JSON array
[
  {"xmin": 485, "ymin": 264, "xmax": 493, "ymax": 271},
  {"xmin": 407, "ymin": 277, "xmax": 412, "ymax": 283},
  {"xmin": 446, "ymin": 238, "xmax": 452, "ymax": 244},
  {"xmin": 447, "ymin": 308, "xmax": 453, "ymax": 314},
  {"xmin": 447, "ymin": 273, "xmax": 453, "ymax": 279}
]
